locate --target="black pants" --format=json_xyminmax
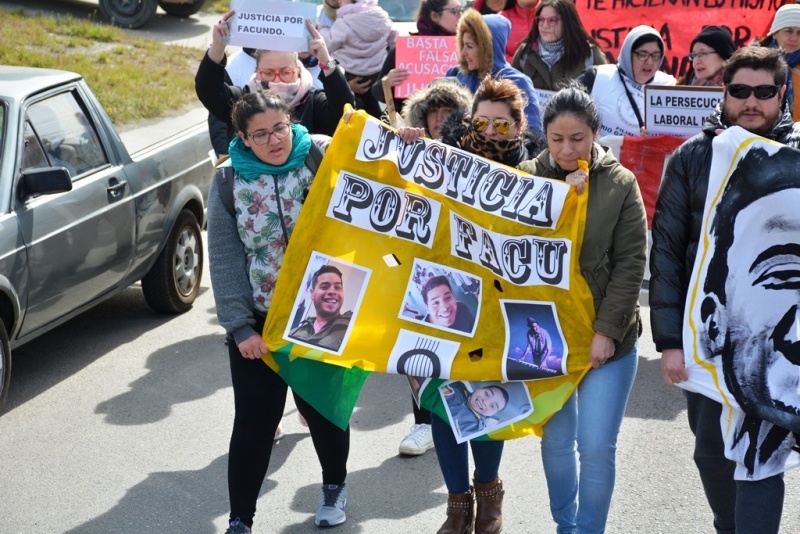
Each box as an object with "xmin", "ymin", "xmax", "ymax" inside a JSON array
[
  {"xmin": 686, "ymin": 391, "xmax": 784, "ymax": 534},
  {"xmin": 412, "ymin": 398, "xmax": 432, "ymax": 425},
  {"xmin": 227, "ymin": 315, "xmax": 349, "ymax": 526}
]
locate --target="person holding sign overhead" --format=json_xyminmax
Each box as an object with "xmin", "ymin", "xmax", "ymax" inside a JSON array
[
  {"xmin": 196, "ymin": 11, "xmax": 355, "ymax": 138},
  {"xmin": 578, "ymin": 25, "xmax": 675, "ymax": 137},
  {"xmin": 518, "ymin": 82, "xmax": 647, "ymax": 534},
  {"xmin": 511, "ymin": 0, "xmax": 606, "ymax": 92},
  {"xmin": 677, "ymin": 26, "xmax": 736, "ymax": 87}
]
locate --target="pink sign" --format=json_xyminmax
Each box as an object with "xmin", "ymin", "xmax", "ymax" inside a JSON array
[{"xmin": 395, "ymin": 36, "xmax": 459, "ymax": 99}]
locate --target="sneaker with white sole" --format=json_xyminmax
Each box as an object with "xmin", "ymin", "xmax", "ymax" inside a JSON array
[
  {"xmin": 315, "ymin": 483, "xmax": 347, "ymax": 527},
  {"xmin": 225, "ymin": 518, "xmax": 251, "ymax": 534},
  {"xmin": 398, "ymin": 423, "xmax": 434, "ymax": 456}
]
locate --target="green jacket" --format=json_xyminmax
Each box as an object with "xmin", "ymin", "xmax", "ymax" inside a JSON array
[
  {"xmin": 518, "ymin": 144, "xmax": 646, "ymax": 360},
  {"xmin": 511, "ymin": 43, "xmax": 607, "ymax": 92}
]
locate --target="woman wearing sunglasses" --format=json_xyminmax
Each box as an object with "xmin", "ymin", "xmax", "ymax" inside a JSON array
[
  {"xmin": 401, "ymin": 77, "xmax": 544, "ymax": 534},
  {"xmin": 518, "ymin": 82, "xmax": 647, "ymax": 534},
  {"xmin": 577, "ymin": 25, "xmax": 675, "ymax": 137},
  {"xmin": 196, "ymin": 11, "xmax": 355, "ymax": 138},
  {"xmin": 758, "ymin": 4, "xmax": 800, "ymax": 121},
  {"xmin": 447, "ymin": 10, "xmax": 544, "ymax": 135},
  {"xmin": 512, "ymin": 0, "xmax": 606, "ymax": 92},
  {"xmin": 677, "ymin": 26, "xmax": 736, "ymax": 87},
  {"xmin": 372, "ymin": 0, "xmax": 464, "ymax": 117}
]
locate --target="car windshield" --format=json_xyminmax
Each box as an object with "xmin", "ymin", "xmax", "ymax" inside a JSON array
[{"xmin": 297, "ymin": 0, "xmax": 420, "ymax": 22}]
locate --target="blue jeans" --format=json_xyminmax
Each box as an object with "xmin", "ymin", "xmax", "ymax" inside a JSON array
[
  {"xmin": 540, "ymin": 345, "xmax": 638, "ymax": 534},
  {"xmin": 686, "ymin": 391, "xmax": 784, "ymax": 534},
  {"xmin": 432, "ymin": 414, "xmax": 505, "ymax": 493}
]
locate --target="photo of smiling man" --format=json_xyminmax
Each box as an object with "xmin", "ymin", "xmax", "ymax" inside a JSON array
[
  {"xmin": 287, "ymin": 254, "xmax": 370, "ymax": 354},
  {"xmin": 440, "ymin": 380, "xmax": 533, "ymax": 443}
]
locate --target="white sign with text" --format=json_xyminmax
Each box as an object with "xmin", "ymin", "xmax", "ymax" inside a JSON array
[
  {"xmin": 644, "ymin": 85, "xmax": 723, "ymax": 137},
  {"xmin": 229, "ymin": 0, "xmax": 317, "ymax": 52}
]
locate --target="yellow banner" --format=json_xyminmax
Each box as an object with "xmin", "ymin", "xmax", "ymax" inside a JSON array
[{"xmin": 264, "ymin": 111, "xmax": 596, "ymax": 434}]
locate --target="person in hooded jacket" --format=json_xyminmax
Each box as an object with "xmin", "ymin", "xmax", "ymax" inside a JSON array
[
  {"xmin": 518, "ymin": 82, "xmax": 647, "ymax": 534},
  {"xmin": 447, "ymin": 10, "xmax": 544, "ymax": 135},
  {"xmin": 195, "ymin": 11, "xmax": 355, "ymax": 139},
  {"xmin": 401, "ymin": 77, "xmax": 473, "ymax": 140},
  {"xmin": 512, "ymin": 0, "xmax": 606, "ymax": 91},
  {"xmin": 578, "ymin": 25, "xmax": 675, "ymax": 137}
]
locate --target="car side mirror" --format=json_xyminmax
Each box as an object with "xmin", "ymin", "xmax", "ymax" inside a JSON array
[{"xmin": 19, "ymin": 167, "xmax": 73, "ymax": 200}]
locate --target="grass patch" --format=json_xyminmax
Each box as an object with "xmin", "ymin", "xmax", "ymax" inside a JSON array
[
  {"xmin": 207, "ymin": 0, "xmax": 231, "ymax": 15},
  {"xmin": 0, "ymin": 9, "xmax": 205, "ymax": 125}
]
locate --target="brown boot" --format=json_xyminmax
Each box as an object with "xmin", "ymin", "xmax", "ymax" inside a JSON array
[
  {"xmin": 436, "ymin": 489, "xmax": 474, "ymax": 534},
  {"xmin": 473, "ymin": 476, "xmax": 504, "ymax": 533}
]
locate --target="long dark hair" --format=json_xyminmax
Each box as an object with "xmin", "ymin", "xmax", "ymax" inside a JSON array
[
  {"xmin": 519, "ymin": 0, "xmax": 598, "ymax": 71},
  {"xmin": 417, "ymin": 0, "xmax": 450, "ymax": 23}
]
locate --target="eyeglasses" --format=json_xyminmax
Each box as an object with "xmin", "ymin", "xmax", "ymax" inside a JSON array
[
  {"xmin": 440, "ymin": 5, "xmax": 464, "ymax": 15},
  {"xmin": 726, "ymin": 84, "xmax": 782, "ymax": 100},
  {"xmin": 472, "ymin": 116, "xmax": 517, "ymax": 136},
  {"xmin": 632, "ymin": 50, "xmax": 663, "ymax": 62},
  {"xmin": 257, "ymin": 68, "xmax": 297, "ymax": 83},
  {"xmin": 688, "ymin": 51, "xmax": 718, "ymax": 61},
  {"xmin": 247, "ymin": 122, "xmax": 291, "ymax": 145},
  {"xmin": 535, "ymin": 15, "xmax": 560, "ymax": 27}
]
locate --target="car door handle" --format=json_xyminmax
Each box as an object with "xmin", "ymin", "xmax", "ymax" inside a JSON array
[{"xmin": 107, "ymin": 177, "xmax": 127, "ymax": 201}]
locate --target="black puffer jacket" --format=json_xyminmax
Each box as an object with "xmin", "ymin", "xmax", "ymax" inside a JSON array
[
  {"xmin": 439, "ymin": 111, "xmax": 546, "ymax": 167},
  {"xmin": 649, "ymin": 105, "xmax": 800, "ymax": 351}
]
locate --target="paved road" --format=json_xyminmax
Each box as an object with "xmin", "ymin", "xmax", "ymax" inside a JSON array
[{"xmin": 0, "ymin": 236, "xmax": 797, "ymax": 533}]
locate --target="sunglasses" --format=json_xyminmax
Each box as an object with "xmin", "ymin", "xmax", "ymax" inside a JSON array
[
  {"xmin": 441, "ymin": 5, "xmax": 464, "ymax": 15},
  {"xmin": 726, "ymin": 84, "xmax": 782, "ymax": 100},
  {"xmin": 257, "ymin": 68, "xmax": 297, "ymax": 83},
  {"xmin": 472, "ymin": 116, "xmax": 517, "ymax": 136},
  {"xmin": 535, "ymin": 15, "xmax": 560, "ymax": 27}
]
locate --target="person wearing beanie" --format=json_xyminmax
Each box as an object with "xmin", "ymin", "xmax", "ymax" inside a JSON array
[
  {"xmin": 577, "ymin": 25, "xmax": 676, "ymax": 137},
  {"xmin": 677, "ymin": 25, "xmax": 736, "ymax": 86},
  {"xmin": 759, "ymin": 4, "xmax": 800, "ymax": 120}
]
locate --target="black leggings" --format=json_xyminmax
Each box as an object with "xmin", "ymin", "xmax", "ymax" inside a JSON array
[{"xmin": 226, "ymin": 317, "xmax": 349, "ymax": 526}]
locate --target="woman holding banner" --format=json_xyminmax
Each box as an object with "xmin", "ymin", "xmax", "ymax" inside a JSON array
[
  {"xmin": 196, "ymin": 11, "xmax": 355, "ymax": 138},
  {"xmin": 511, "ymin": 0, "xmax": 606, "ymax": 92},
  {"xmin": 447, "ymin": 10, "xmax": 544, "ymax": 135},
  {"xmin": 207, "ymin": 91, "xmax": 355, "ymax": 533},
  {"xmin": 577, "ymin": 25, "xmax": 675, "ymax": 137},
  {"xmin": 518, "ymin": 83, "xmax": 647, "ymax": 534},
  {"xmin": 400, "ymin": 77, "xmax": 544, "ymax": 534}
]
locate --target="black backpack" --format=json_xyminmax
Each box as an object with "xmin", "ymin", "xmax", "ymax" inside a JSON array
[{"xmin": 215, "ymin": 141, "xmax": 324, "ymax": 217}]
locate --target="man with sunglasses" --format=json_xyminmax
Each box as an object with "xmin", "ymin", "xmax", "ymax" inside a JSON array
[{"xmin": 650, "ymin": 46, "xmax": 799, "ymax": 534}]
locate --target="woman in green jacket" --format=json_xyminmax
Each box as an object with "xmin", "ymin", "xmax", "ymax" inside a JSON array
[
  {"xmin": 511, "ymin": 0, "xmax": 606, "ymax": 92},
  {"xmin": 518, "ymin": 83, "xmax": 647, "ymax": 534}
]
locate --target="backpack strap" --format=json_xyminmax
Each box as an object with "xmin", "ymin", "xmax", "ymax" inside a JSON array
[
  {"xmin": 304, "ymin": 141, "xmax": 323, "ymax": 175},
  {"xmin": 214, "ymin": 155, "xmax": 236, "ymax": 218}
]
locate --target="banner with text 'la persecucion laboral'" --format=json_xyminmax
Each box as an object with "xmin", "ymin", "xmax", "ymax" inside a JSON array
[
  {"xmin": 578, "ymin": 0, "xmax": 786, "ymax": 77},
  {"xmin": 263, "ymin": 111, "xmax": 596, "ymax": 439}
]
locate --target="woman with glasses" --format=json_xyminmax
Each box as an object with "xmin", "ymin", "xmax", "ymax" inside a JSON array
[
  {"xmin": 196, "ymin": 11, "xmax": 355, "ymax": 138},
  {"xmin": 518, "ymin": 82, "xmax": 647, "ymax": 534},
  {"xmin": 398, "ymin": 77, "xmax": 544, "ymax": 534},
  {"xmin": 577, "ymin": 25, "xmax": 675, "ymax": 137},
  {"xmin": 448, "ymin": 10, "xmax": 544, "ymax": 135},
  {"xmin": 677, "ymin": 26, "xmax": 736, "ymax": 86},
  {"xmin": 758, "ymin": 4, "xmax": 800, "ymax": 120},
  {"xmin": 372, "ymin": 0, "xmax": 464, "ymax": 118},
  {"xmin": 208, "ymin": 89, "xmax": 352, "ymax": 534},
  {"xmin": 512, "ymin": 0, "xmax": 606, "ymax": 92}
]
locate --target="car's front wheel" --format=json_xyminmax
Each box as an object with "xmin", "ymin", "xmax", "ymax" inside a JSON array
[
  {"xmin": 142, "ymin": 209, "xmax": 203, "ymax": 313},
  {"xmin": 0, "ymin": 321, "xmax": 11, "ymax": 415}
]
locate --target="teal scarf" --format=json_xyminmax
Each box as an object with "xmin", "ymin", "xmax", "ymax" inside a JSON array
[{"xmin": 228, "ymin": 123, "xmax": 312, "ymax": 181}]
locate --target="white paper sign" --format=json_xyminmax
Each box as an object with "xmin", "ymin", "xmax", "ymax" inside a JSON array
[
  {"xmin": 644, "ymin": 85, "xmax": 723, "ymax": 137},
  {"xmin": 229, "ymin": 0, "xmax": 317, "ymax": 52},
  {"xmin": 536, "ymin": 89, "xmax": 556, "ymax": 111}
]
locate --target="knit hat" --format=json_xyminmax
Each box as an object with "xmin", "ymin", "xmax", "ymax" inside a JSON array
[
  {"xmin": 769, "ymin": 4, "xmax": 800, "ymax": 36},
  {"xmin": 691, "ymin": 26, "xmax": 735, "ymax": 61}
]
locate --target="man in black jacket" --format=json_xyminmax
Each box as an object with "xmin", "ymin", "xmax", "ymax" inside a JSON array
[{"xmin": 650, "ymin": 46, "xmax": 799, "ymax": 534}]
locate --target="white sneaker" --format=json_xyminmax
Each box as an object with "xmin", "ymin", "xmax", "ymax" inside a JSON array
[
  {"xmin": 398, "ymin": 423, "xmax": 434, "ymax": 456},
  {"xmin": 315, "ymin": 484, "xmax": 347, "ymax": 527}
]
